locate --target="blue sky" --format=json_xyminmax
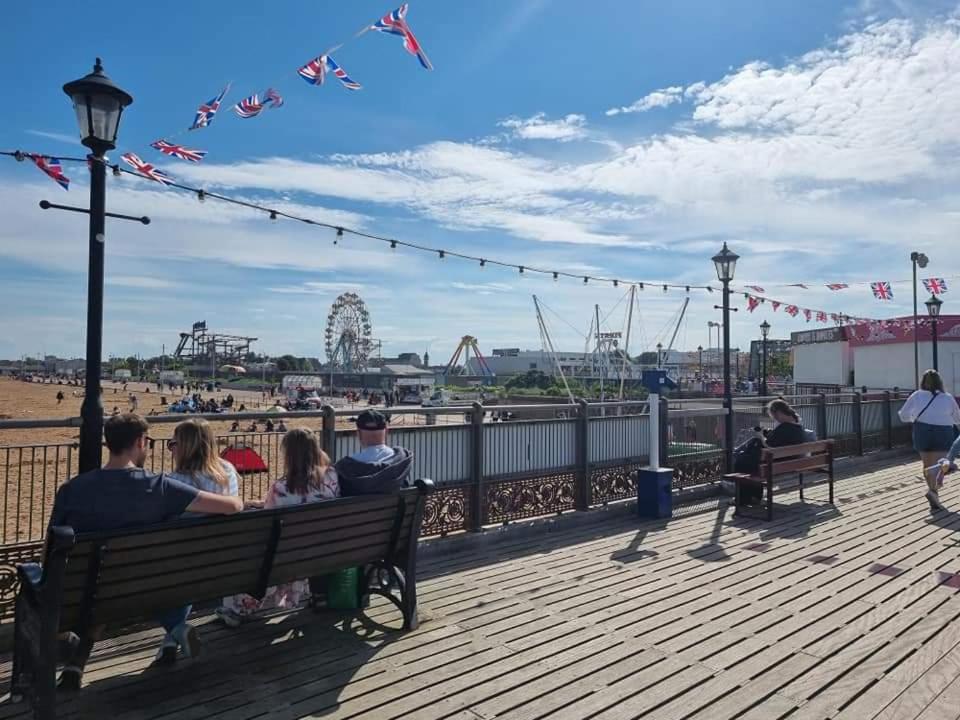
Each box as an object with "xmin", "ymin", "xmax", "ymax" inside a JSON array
[{"xmin": 2, "ymin": 0, "xmax": 959, "ymax": 363}]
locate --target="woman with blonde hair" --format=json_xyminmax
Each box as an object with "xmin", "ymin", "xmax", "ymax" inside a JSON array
[
  {"xmin": 899, "ymin": 369, "xmax": 960, "ymax": 512},
  {"xmin": 166, "ymin": 418, "xmax": 239, "ymax": 497},
  {"xmin": 216, "ymin": 428, "xmax": 339, "ymax": 627}
]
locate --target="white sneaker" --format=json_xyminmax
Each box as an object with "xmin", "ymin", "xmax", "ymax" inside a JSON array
[{"xmin": 926, "ymin": 490, "xmax": 947, "ymax": 513}]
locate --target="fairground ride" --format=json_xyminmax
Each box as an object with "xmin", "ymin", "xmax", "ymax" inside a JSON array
[
  {"xmin": 444, "ymin": 335, "xmax": 495, "ymax": 381},
  {"xmin": 173, "ymin": 321, "xmax": 257, "ymax": 374},
  {"xmin": 325, "ymin": 292, "xmax": 374, "ymax": 371}
]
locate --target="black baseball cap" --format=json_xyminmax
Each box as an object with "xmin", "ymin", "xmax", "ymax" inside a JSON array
[{"xmin": 356, "ymin": 410, "xmax": 388, "ymax": 430}]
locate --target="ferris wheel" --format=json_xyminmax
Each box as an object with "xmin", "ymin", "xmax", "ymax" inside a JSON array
[{"xmin": 325, "ymin": 292, "xmax": 374, "ymax": 370}]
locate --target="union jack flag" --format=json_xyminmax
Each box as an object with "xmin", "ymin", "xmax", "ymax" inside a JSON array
[
  {"xmin": 264, "ymin": 88, "xmax": 284, "ymax": 108},
  {"xmin": 121, "ymin": 153, "xmax": 173, "ymax": 185},
  {"xmin": 297, "ymin": 54, "xmax": 362, "ymax": 90},
  {"xmin": 816, "ymin": 311, "xmax": 828, "ymax": 322},
  {"xmin": 923, "ymin": 278, "xmax": 948, "ymax": 295},
  {"xmin": 787, "ymin": 284, "xmax": 808, "ymax": 289},
  {"xmin": 746, "ymin": 295, "xmax": 760, "ymax": 312},
  {"xmin": 803, "ymin": 309, "xmax": 812, "ymax": 321},
  {"xmin": 234, "ymin": 93, "xmax": 264, "ymax": 118},
  {"xmin": 785, "ymin": 305, "xmax": 799, "ymax": 317},
  {"xmin": 826, "ymin": 283, "xmax": 848, "ymax": 291},
  {"xmin": 190, "ymin": 84, "xmax": 231, "ymax": 130},
  {"xmin": 370, "ymin": 4, "xmax": 433, "ymax": 70},
  {"xmin": 745, "ymin": 285, "xmax": 765, "ymax": 293},
  {"xmin": 871, "ymin": 281, "xmax": 893, "ymax": 300},
  {"xmin": 29, "ymin": 154, "xmax": 69, "ymax": 190},
  {"xmin": 150, "ymin": 140, "xmax": 207, "ymax": 163},
  {"xmin": 771, "ymin": 301, "xmax": 781, "ymax": 312}
]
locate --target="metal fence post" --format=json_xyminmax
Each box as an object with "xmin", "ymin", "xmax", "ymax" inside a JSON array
[
  {"xmin": 469, "ymin": 402, "xmax": 485, "ymax": 531},
  {"xmin": 659, "ymin": 397, "xmax": 669, "ymax": 466},
  {"xmin": 853, "ymin": 392, "xmax": 864, "ymax": 456},
  {"xmin": 817, "ymin": 394, "xmax": 828, "ymax": 442},
  {"xmin": 883, "ymin": 390, "xmax": 893, "ymax": 450},
  {"xmin": 321, "ymin": 405, "xmax": 336, "ymax": 459},
  {"xmin": 575, "ymin": 399, "xmax": 590, "ymax": 511}
]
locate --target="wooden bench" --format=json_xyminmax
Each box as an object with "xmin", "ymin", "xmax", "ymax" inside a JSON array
[
  {"xmin": 10, "ymin": 479, "xmax": 435, "ymax": 720},
  {"xmin": 725, "ymin": 440, "xmax": 834, "ymax": 520}
]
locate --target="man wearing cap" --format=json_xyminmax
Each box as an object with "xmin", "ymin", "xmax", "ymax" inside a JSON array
[{"xmin": 336, "ymin": 410, "xmax": 414, "ymax": 495}]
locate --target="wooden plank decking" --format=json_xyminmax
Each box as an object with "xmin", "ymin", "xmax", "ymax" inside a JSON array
[{"xmin": 3, "ymin": 455, "xmax": 960, "ymax": 719}]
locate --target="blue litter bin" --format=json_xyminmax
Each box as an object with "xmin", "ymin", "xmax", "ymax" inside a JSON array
[{"xmin": 637, "ymin": 467, "xmax": 673, "ymax": 519}]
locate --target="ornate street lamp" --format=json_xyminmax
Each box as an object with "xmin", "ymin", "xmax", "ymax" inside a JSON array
[
  {"xmin": 64, "ymin": 59, "xmax": 133, "ymax": 473},
  {"xmin": 926, "ymin": 294, "xmax": 943, "ymax": 372},
  {"xmin": 760, "ymin": 320, "xmax": 770, "ymax": 397},
  {"xmin": 712, "ymin": 242, "xmax": 739, "ymax": 472}
]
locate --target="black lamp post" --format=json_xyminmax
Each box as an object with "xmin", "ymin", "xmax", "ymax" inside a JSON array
[
  {"xmin": 760, "ymin": 320, "xmax": 770, "ymax": 397},
  {"xmin": 712, "ymin": 242, "xmax": 739, "ymax": 472},
  {"xmin": 911, "ymin": 251, "xmax": 929, "ymax": 388},
  {"xmin": 656, "ymin": 342, "xmax": 663, "ymax": 369},
  {"xmin": 926, "ymin": 294, "xmax": 943, "ymax": 372},
  {"xmin": 63, "ymin": 59, "xmax": 133, "ymax": 473},
  {"xmin": 697, "ymin": 344, "xmax": 703, "ymax": 385}
]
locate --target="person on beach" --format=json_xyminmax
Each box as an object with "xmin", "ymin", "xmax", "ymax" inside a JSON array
[
  {"xmin": 49, "ymin": 414, "xmax": 243, "ymax": 691},
  {"xmin": 216, "ymin": 429, "xmax": 339, "ymax": 627},
  {"xmin": 899, "ymin": 370, "xmax": 960, "ymax": 512}
]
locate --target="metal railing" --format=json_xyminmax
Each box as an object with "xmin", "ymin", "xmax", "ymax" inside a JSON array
[{"xmin": 0, "ymin": 391, "xmax": 915, "ymax": 545}]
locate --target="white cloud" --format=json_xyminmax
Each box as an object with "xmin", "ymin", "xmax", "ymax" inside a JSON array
[
  {"xmin": 606, "ymin": 86, "xmax": 684, "ymax": 115},
  {"xmin": 25, "ymin": 129, "xmax": 81, "ymax": 145},
  {"xmin": 106, "ymin": 276, "xmax": 179, "ymax": 289},
  {"xmin": 496, "ymin": 113, "xmax": 588, "ymax": 141}
]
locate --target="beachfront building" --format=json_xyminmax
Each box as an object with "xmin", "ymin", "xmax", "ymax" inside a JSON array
[{"xmin": 792, "ymin": 316, "xmax": 960, "ymax": 393}]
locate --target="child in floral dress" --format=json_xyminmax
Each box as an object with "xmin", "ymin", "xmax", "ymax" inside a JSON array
[{"xmin": 217, "ymin": 429, "xmax": 339, "ymax": 627}]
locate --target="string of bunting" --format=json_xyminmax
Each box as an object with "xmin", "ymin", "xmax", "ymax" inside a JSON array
[
  {"xmin": 135, "ymin": 3, "xmax": 431, "ymax": 170},
  {"xmin": 2, "ymin": 148, "xmax": 950, "ymax": 336}
]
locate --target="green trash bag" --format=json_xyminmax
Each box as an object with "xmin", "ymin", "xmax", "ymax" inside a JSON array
[{"xmin": 325, "ymin": 567, "xmax": 361, "ymax": 610}]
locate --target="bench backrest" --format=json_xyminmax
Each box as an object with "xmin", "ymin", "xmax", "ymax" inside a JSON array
[
  {"xmin": 51, "ymin": 480, "xmax": 433, "ymax": 632},
  {"xmin": 759, "ymin": 440, "xmax": 834, "ymax": 478}
]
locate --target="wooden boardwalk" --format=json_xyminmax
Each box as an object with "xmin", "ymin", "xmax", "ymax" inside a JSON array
[{"xmin": 3, "ymin": 455, "xmax": 960, "ymax": 719}]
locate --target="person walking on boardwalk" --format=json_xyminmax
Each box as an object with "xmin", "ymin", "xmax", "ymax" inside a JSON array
[{"xmin": 899, "ymin": 370, "xmax": 960, "ymax": 512}]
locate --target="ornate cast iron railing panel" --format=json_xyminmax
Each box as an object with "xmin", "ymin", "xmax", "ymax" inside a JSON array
[
  {"xmin": 420, "ymin": 481, "xmax": 471, "ymax": 537},
  {"xmin": 484, "ymin": 470, "xmax": 576, "ymax": 524}
]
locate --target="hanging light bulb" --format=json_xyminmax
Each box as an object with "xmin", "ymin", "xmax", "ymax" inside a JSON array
[
  {"xmin": 639, "ymin": 283, "xmax": 644, "ymax": 290},
  {"xmin": 685, "ymin": 285, "xmax": 690, "ymax": 292},
  {"xmin": 613, "ymin": 279, "xmax": 619, "ymax": 288},
  {"xmin": 390, "ymin": 240, "xmax": 397, "ymax": 249},
  {"xmin": 479, "ymin": 258, "xmax": 486, "ymax": 268},
  {"xmin": 518, "ymin": 266, "xmax": 524, "ymax": 274},
  {"xmin": 438, "ymin": 250, "xmax": 445, "ymax": 260},
  {"xmin": 13, "ymin": 151, "xmax": 24, "ymax": 162},
  {"xmin": 197, "ymin": 189, "xmax": 206, "ymax": 203},
  {"xmin": 553, "ymin": 271, "xmax": 558, "ymax": 281},
  {"xmin": 583, "ymin": 276, "xmax": 589, "ymax": 284},
  {"xmin": 112, "ymin": 164, "xmax": 121, "ymax": 177},
  {"xmin": 269, "ymin": 210, "xmax": 277, "ymax": 221},
  {"xmin": 334, "ymin": 227, "xmax": 343, "ymax": 245},
  {"xmin": 663, "ymin": 284, "xmax": 668, "ymax": 293}
]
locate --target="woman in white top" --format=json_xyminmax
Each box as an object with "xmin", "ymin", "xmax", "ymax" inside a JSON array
[
  {"xmin": 165, "ymin": 418, "xmax": 240, "ymax": 497},
  {"xmin": 898, "ymin": 370, "xmax": 960, "ymax": 512}
]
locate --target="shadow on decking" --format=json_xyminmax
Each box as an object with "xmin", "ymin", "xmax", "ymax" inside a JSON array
[{"xmin": 0, "ymin": 609, "xmax": 406, "ymax": 720}]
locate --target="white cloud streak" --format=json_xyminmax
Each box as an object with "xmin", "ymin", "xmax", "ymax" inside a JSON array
[{"xmin": 606, "ymin": 86, "xmax": 685, "ymax": 116}]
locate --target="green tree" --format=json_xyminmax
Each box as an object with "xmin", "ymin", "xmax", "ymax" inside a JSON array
[{"xmin": 276, "ymin": 355, "xmax": 299, "ymax": 372}]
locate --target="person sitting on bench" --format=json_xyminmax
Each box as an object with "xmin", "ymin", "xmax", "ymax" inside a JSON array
[
  {"xmin": 216, "ymin": 429, "xmax": 339, "ymax": 627},
  {"xmin": 49, "ymin": 413, "xmax": 243, "ymax": 691},
  {"xmin": 335, "ymin": 410, "xmax": 413, "ymax": 496},
  {"xmin": 734, "ymin": 399, "xmax": 808, "ymax": 504}
]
